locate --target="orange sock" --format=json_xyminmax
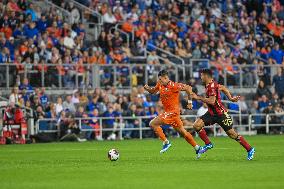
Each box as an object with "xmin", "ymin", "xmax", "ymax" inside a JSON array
[
  {"xmin": 154, "ymin": 127, "xmax": 167, "ymax": 142},
  {"xmin": 184, "ymin": 132, "xmax": 197, "ymax": 147}
]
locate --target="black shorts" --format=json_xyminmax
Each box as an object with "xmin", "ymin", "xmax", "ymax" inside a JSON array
[{"xmin": 200, "ymin": 111, "xmax": 233, "ymax": 132}]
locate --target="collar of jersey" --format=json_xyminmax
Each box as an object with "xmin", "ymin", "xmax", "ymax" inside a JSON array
[
  {"xmin": 162, "ymin": 80, "xmax": 171, "ymax": 87},
  {"xmin": 206, "ymin": 80, "xmax": 214, "ymax": 88}
]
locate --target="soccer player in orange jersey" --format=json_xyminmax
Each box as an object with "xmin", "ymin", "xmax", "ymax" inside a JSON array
[{"xmin": 144, "ymin": 70, "xmax": 206, "ymax": 158}]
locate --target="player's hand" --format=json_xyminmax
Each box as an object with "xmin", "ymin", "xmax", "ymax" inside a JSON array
[
  {"xmin": 187, "ymin": 103, "xmax": 193, "ymax": 110},
  {"xmin": 230, "ymin": 96, "xmax": 241, "ymax": 102},
  {"xmin": 191, "ymin": 93, "xmax": 199, "ymax": 100},
  {"xmin": 144, "ymin": 84, "xmax": 151, "ymax": 91}
]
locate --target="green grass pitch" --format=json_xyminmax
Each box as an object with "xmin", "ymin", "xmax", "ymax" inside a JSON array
[{"xmin": 0, "ymin": 135, "xmax": 284, "ymax": 189}]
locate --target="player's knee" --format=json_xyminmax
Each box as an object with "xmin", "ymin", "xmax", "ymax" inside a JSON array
[
  {"xmin": 149, "ymin": 119, "xmax": 158, "ymax": 128},
  {"xmin": 234, "ymin": 135, "xmax": 241, "ymax": 141},
  {"xmin": 193, "ymin": 122, "xmax": 202, "ymax": 131},
  {"xmin": 227, "ymin": 131, "xmax": 238, "ymax": 139}
]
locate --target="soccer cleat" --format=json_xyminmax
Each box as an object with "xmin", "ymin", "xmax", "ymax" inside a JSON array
[
  {"xmin": 204, "ymin": 143, "xmax": 214, "ymax": 151},
  {"xmin": 160, "ymin": 141, "xmax": 172, "ymax": 153},
  {"xmin": 247, "ymin": 147, "xmax": 255, "ymax": 160},
  {"xmin": 196, "ymin": 146, "xmax": 207, "ymax": 159}
]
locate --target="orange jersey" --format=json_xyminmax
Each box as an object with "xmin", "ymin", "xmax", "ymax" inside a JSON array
[{"xmin": 154, "ymin": 81, "xmax": 185, "ymax": 113}]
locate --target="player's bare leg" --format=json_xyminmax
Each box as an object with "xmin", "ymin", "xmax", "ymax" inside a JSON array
[
  {"xmin": 174, "ymin": 126, "xmax": 207, "ymax": 158},
  {"xmin": 226, "ymin": 128, "xmax": 251, "ymax": 150},
  {"xmin": 226, "ymin": 129, "xmax": 255, "ymax": 160},
  {"xmin": 149, "ymin": 116, "xmax": 171, "ymax": 153},
  {"xmin": 174, "ymin": 126, "xmax": 198, "ymax": 147},
  {"xmin": 193, "ymin": 118, "xmax": 213, "ymax": 150},
  {"xmin": 149, "ymin": 116, "xmax": 167, "ymax": 142}
]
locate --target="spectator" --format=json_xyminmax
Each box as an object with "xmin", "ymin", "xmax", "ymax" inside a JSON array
[
  {"xmin": 81, "ymin": 112, "xmax": 94, "ymax": 140},
  {"xmin": 272, "ymin": 68, "xmax": 284, "ymax": 98},
  {"xmin": 258, "ymin": 95, "xmax": 269, "ymax": 112},
  {"xmin": 269, "ymin": 43, "xmax": 284, "ymax": 64},
  {"xmin": 19, "ymin": 77, "xmax": 33, "ymax": 91},
  {"xmin": 45, "ymin": 103, "xmax": 57, "ymax": 119},
  {"xmin": 67, "ymin": 2, "xmax": 81, "ymax": 24},
  {"xmin": 88, "ymin": 108, "xmax": 102, "ymax": 140},
  {"xmin": 9, "ymin": 87, "xmax": 19, "ymax": 105},
  {"xmin": 36, "ymin": 14, "xmax": 48, "ymax": 32},
  {"xmin": 63, "ymin": 95, "xmax": 76, "ymax": 113},
  {"xmin": 7, "ymin": 0, "xmax": 22, "ymax": 12},
  {"xmin": 59, "ymin": 112, "xmax": 86, "ymax": 142},
  {"xmin": 63, "ymin": 30, "xmax": 75, "ymax": 49},
  {"xmin": 239, "ymin": 96, "xmax": 249, "ymax": 114},
  {"xmin": 102, "ymin": 104, "xmax": 117, "ymax": 139},
  {"xmin": 31, "ymin": 94, "xmax": 42, "ymax": 111},
  {"xmin": 24, "ymin": 22, "xmax": 39, "ymax": 39},
  {"xmin": 25, "ymin": 3, "xmax": 37, "ymax": 21},
  {"xmin": 250, "ymin": 100, "xmax": 262, "ymax": 126},
  {"xmin": 34, "ymin": 104, "xmax": 45, "ymax": 121},
  {"xmin": 87, "ymin": 96, "xmax": 100, "ymax": 112},
  {"xmin": 75, "ymin": 106, "xmax": 93, "ymax": 140},
  {"xmin": 147, "ymin": 50, "xmax": 160, "ymax": 65},
  {"xmin": 55, "ymin": 97, "xmax": 63, "ymax": 116},
  {"xmin": 21, "ymin": 88, "xmax": 30, "ymax": 103},
  {"xmin": 262, "ymin": 102, "xmax": 279, "ymax": 133},
  {"xmin": 103, "ymin": 8, "xmax": 117, "ymax": 30},
  {"xmin": 71, "ymin": 90, "xmax": 80, "ymax": 105},
  {"xmin": 271, "ymin": 93, "xmax": 280, "ymax": 106},
  {"xmin": 274, "ymin": 103, "xmax": 284, "ymax": 126},
  {"xmin": 256, "ymin": 80, "xmax": 272, "ymax": 99},
  {"xmin": 77, "ymin": 91, "xmax": 88, "ymax": 105},
  {"xmin": 123, "ymin": 104, "xmax": 140, "ymax": 139},
  {"xmin": 39, "ymin": 87, "xmax": 48, "ymax": 108},
  {"xmin": 0, "ymin": 24, "xmax": 13, "ymax": 40}
]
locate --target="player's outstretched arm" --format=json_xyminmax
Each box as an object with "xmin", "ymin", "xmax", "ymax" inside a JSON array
[
  {"xmin": 183, "ymin": 85, "xmax": 193, "ymax": 110},
  {"xmin": 219, "ymin": 85, "xmax": 240, "ymax": 102},
  {"xmin": 191, "ymin": 93, "xmax": 216, "ymax": 105},
  {"xmin": 144, "ymin": 84, "xmax": 159, "ymax": 94}
]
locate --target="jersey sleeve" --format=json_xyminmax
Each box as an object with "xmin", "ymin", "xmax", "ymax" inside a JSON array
[
  {"xmin": 153, "ymin": 82, "xmax": 160, "ymax": 91},
  {"xmin": 207, "ymin": 82, "xmax": 217, "ymax": 96}
]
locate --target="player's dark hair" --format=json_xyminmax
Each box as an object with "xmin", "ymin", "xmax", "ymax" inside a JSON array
[
  {"xmin": 158, "ymin": 70, "xmax": 168, "ymax": 77},
  {"xmin": 201, "ymin": 69, "xmax": 213, "ymax": 77}
]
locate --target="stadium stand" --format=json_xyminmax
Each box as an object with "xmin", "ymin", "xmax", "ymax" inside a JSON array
[{"xmin": 0, "ymin": 0, "xmax": 283, "ymax": 143}]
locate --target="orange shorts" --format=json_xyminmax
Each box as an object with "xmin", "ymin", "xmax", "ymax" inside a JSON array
[{"xmin": 159, "ymin": 112, "xmax": 183, "ymax": 128}]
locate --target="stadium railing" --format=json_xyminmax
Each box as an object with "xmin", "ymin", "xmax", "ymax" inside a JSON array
[
  {"xmin": 146, "ymin": 43, "xmax": 186, "ymax": 81},
  {"xmin": 0, "ymin": 63, "xmax": 282, "ymax": 90},
  {"xmin": 0, "ymin": 63, "xmax": 179, "ymax": 90},
  {"xmin": 211, "ymin": 64, "xmax": 283, "ymax": 88},
  {"xmin": 35, "ymin": 113, "xmax": 283, "ymax": 140}
]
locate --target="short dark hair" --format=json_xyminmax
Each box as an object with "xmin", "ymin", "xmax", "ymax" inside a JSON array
[
  {"xmin": 201, "ymin": 69, "xmax": 213, "ymax": 77},
  {"xmin": 158, "ymin": 70, "xmax": 168, "ymax": 77}
]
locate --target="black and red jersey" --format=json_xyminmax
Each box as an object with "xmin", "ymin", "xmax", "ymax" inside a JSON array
[{"xmin": 205, "ymin": 80, "xmax": 227, "ymax": 116}]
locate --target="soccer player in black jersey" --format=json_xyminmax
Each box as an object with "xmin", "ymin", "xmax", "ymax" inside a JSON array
[{"xmin": 189, "ymin": 69, "xmax": 255, "ymax": 160}]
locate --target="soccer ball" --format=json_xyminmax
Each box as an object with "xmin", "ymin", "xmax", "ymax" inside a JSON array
[{"xmin": 108, "ymin": 149, "xmax": 119, "ymax": 161}]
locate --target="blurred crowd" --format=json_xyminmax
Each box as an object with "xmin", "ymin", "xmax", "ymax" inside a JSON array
[
  {"xmin": 1, "ymin": 0, "xmax": 284, "ymax": 88},
  {"xmin": 8, "ymin": 77, "xmax": 162, "ymax": 140},
  {"xmin": 77, "ymin": 0, "xmax": 284, "ymax": 86},
  {"xmin": 0, "ymin": 0, "xmax": 146, "ymax": 88},
  {"xmin": 6, "ymin": 74, "xmax": 284, "ymax": 140},
  {"xmin": 1, "ymin": 0, "xmax": 284, "ymax": 141}
]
